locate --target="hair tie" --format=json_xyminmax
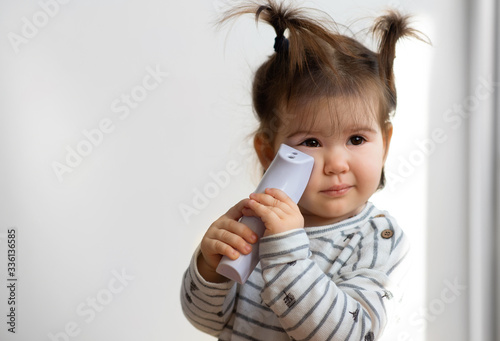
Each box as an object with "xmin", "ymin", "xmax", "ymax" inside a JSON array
[{"xmin": 274, "ymin": 35, "xmax": 289, "ymax": 54}]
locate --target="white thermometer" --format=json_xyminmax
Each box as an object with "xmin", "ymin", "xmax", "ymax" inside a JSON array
[{"xmin": 216, "ymin": 144, "xmax": 314, "ymax": 284}]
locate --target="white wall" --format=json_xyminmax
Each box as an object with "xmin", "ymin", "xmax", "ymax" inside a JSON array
[
  {"xmin": 424, "ymin": 0, "xmax": 470, "ymax": 337},
  {"xmin": 0, "ymin": 0, "xmax": 471, "ymax": 340}
]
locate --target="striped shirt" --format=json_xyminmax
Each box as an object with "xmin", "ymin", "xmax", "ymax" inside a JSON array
[{"xmin": 181, "ymin": 202, "xmax": 410, "ymax": 340}]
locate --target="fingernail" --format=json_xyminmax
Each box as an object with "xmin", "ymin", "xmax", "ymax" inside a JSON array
[
  {"xmin": 250, "ymin": 234, "xmax": 258, "ymax": 243},
  {"xmin": 245, "ymin": 244, "xmax": 252, "ymax": 253}
]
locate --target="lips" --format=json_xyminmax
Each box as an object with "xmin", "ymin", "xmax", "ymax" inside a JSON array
[{"xmin": 321, "ymin": 184, "xmax": 353, "ymax": 197}]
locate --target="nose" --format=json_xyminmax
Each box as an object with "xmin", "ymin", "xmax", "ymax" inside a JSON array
[{"xmin": 323, "ymin": 147, "xmax": 349, "ymax": 175}]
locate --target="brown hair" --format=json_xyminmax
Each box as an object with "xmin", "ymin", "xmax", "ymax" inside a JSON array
[{"xmin": 220, "ymin": 1, "xmax": 427, "ymax": 188}]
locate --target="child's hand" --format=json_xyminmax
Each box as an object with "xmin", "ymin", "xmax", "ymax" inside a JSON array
[
  {"xmin": 243, "ymin": 188, "xmax": 304, "ymax": 236},
  {"xmin": 198, "ymin": 199, "xmax": 259, "ymax": 282}
]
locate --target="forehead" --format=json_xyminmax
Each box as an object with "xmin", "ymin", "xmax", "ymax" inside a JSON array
[{"xmin": 281, "ymin": 95, "xmax": 381, "ymax": 136}]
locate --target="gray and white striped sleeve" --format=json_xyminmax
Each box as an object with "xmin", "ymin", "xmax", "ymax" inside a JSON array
[
  {"xmin": 258, "ymin": 218, "xmax": 409, "ymax": 341},
  {"xmin": 180, "ymin": 246, "xmax": 237, "ymax": 337}
]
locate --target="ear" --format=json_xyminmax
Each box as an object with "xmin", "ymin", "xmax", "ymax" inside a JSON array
[
  {"xmin": 254, "ymin": 133, "xmax": 275, "ymax": 170},
  {"xmin": 382, "ymin": 123, "xmax": 393, "ymax": 162}
]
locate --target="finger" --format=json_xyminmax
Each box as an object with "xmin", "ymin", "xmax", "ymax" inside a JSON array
[
  {"xmin": 263, "ymin": 188, "xmax": 299, "ymax": 215},
  {"xmin": 241, "ymin": 206, "xmax": 258, "ymax": 218},
  {"xmin": 214, "ymin": 239, "xmax": 241, "ymax": 260},
  {"xmin": 249, "ymin": 192, "xmax": 292, "ymax": 217},
  {"xmin": 223, "ymin": 218, "xmax": 259, "ymax": 244},
  {"xmin": 264, "ymin": 188, "xmax": 295, "ymax": 206},
  {"xmin": 202, "ymin": 235, "xmax": 239, "ymax": 261},
  {"xmin": 211, "ymin": 227, "xmax": 253, "ymax": 256},
  {"xmin": 250, "ymin": 192, "xmax": 282, "ymax": 208},
  {"xmin": 225, "ymin": 198, "xmax": 252, "ymax": 221},
  {"xmin": 207, "ymin": 216, "xmax": 258, "ymax": 250},
  {"xmin": 247, "ymin": 198, "xmax": 283, "ymax": 223}
]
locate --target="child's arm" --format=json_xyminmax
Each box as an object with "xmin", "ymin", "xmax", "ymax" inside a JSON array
[
  {"xmin": 248, "ymin": 189, "xmax": 409, "ymax": 340},
  {"xmin": 180, "ymin": 199, "xmax": 258, "ymax": 336},
  {"xmin": 180, "ymin": 246, "xmax": 237, "ymax": 337},
  {"xmin": 258, "ymin": 223, "xmax": 408, "ymax": 340}
]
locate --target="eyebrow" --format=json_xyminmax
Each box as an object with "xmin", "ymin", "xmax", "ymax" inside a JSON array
[
  {"xmin": 287, "ymin": 126, "xmax": 377, "ymax": 138},
  {"xmin": 286, "ymin": 130, "xmax": 314, "ymax": 138},
  {"xmin": 345, "ymin": 126, "xmax": 378, "ymax": 134}
]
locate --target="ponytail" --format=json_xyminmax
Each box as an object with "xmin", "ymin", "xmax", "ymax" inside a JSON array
[
  {"xmin": 220, "ymin": 1, "xmax": 354, "ymax": 75},
  {"xmin": 372, "ymin": 10, "xmax": 430, "ymax": 110}
]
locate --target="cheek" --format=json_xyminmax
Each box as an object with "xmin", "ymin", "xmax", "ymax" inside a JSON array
[
  {"xmin": 355, "ymin": 153, "xmax": 384, "ymax": 186},
  {"xmin": 300, "ymin": 167, "xmax": 322, "ymax": 197}
]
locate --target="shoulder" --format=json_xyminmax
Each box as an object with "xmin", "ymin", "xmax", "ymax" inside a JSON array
[
  {"xmin": 364, "ymin": 207, "xmax": 406, "ymax": 243},
  {"xmin": 355, "ymin": 205, "xmax": 410, "ymax": 275}
]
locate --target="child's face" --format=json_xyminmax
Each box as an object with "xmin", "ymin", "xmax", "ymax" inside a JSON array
[{"xmin": 271, "ymin": 97, "xmax": 391, "ymax": 227}]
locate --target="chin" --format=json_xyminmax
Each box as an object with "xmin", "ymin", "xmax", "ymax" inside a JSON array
[
  {"xmin": 300, "ymin": 205, "xmax": 351, "ymax": 226},
  {"xmin": 310, "ymin": 199, "xmax": 365, "ymax": 218}
]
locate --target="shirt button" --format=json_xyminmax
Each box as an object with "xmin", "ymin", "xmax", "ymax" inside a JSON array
[{"xmin": 381, "ymin": 229, "xmax": 394, "ymax": 239}]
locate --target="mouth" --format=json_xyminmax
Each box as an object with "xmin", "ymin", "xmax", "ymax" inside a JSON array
[{"xmin": 320, "ymin": 185, "xmax": 353, "ymax": 197}]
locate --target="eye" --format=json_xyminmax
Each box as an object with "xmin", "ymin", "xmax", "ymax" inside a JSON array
[
  {"xmin": 300, "ymin": 138, "xmax": 321, "ymax": 148},
  {"xmin": 348, "ymin": 135, "xmax": 366, "ymax": 146}
]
